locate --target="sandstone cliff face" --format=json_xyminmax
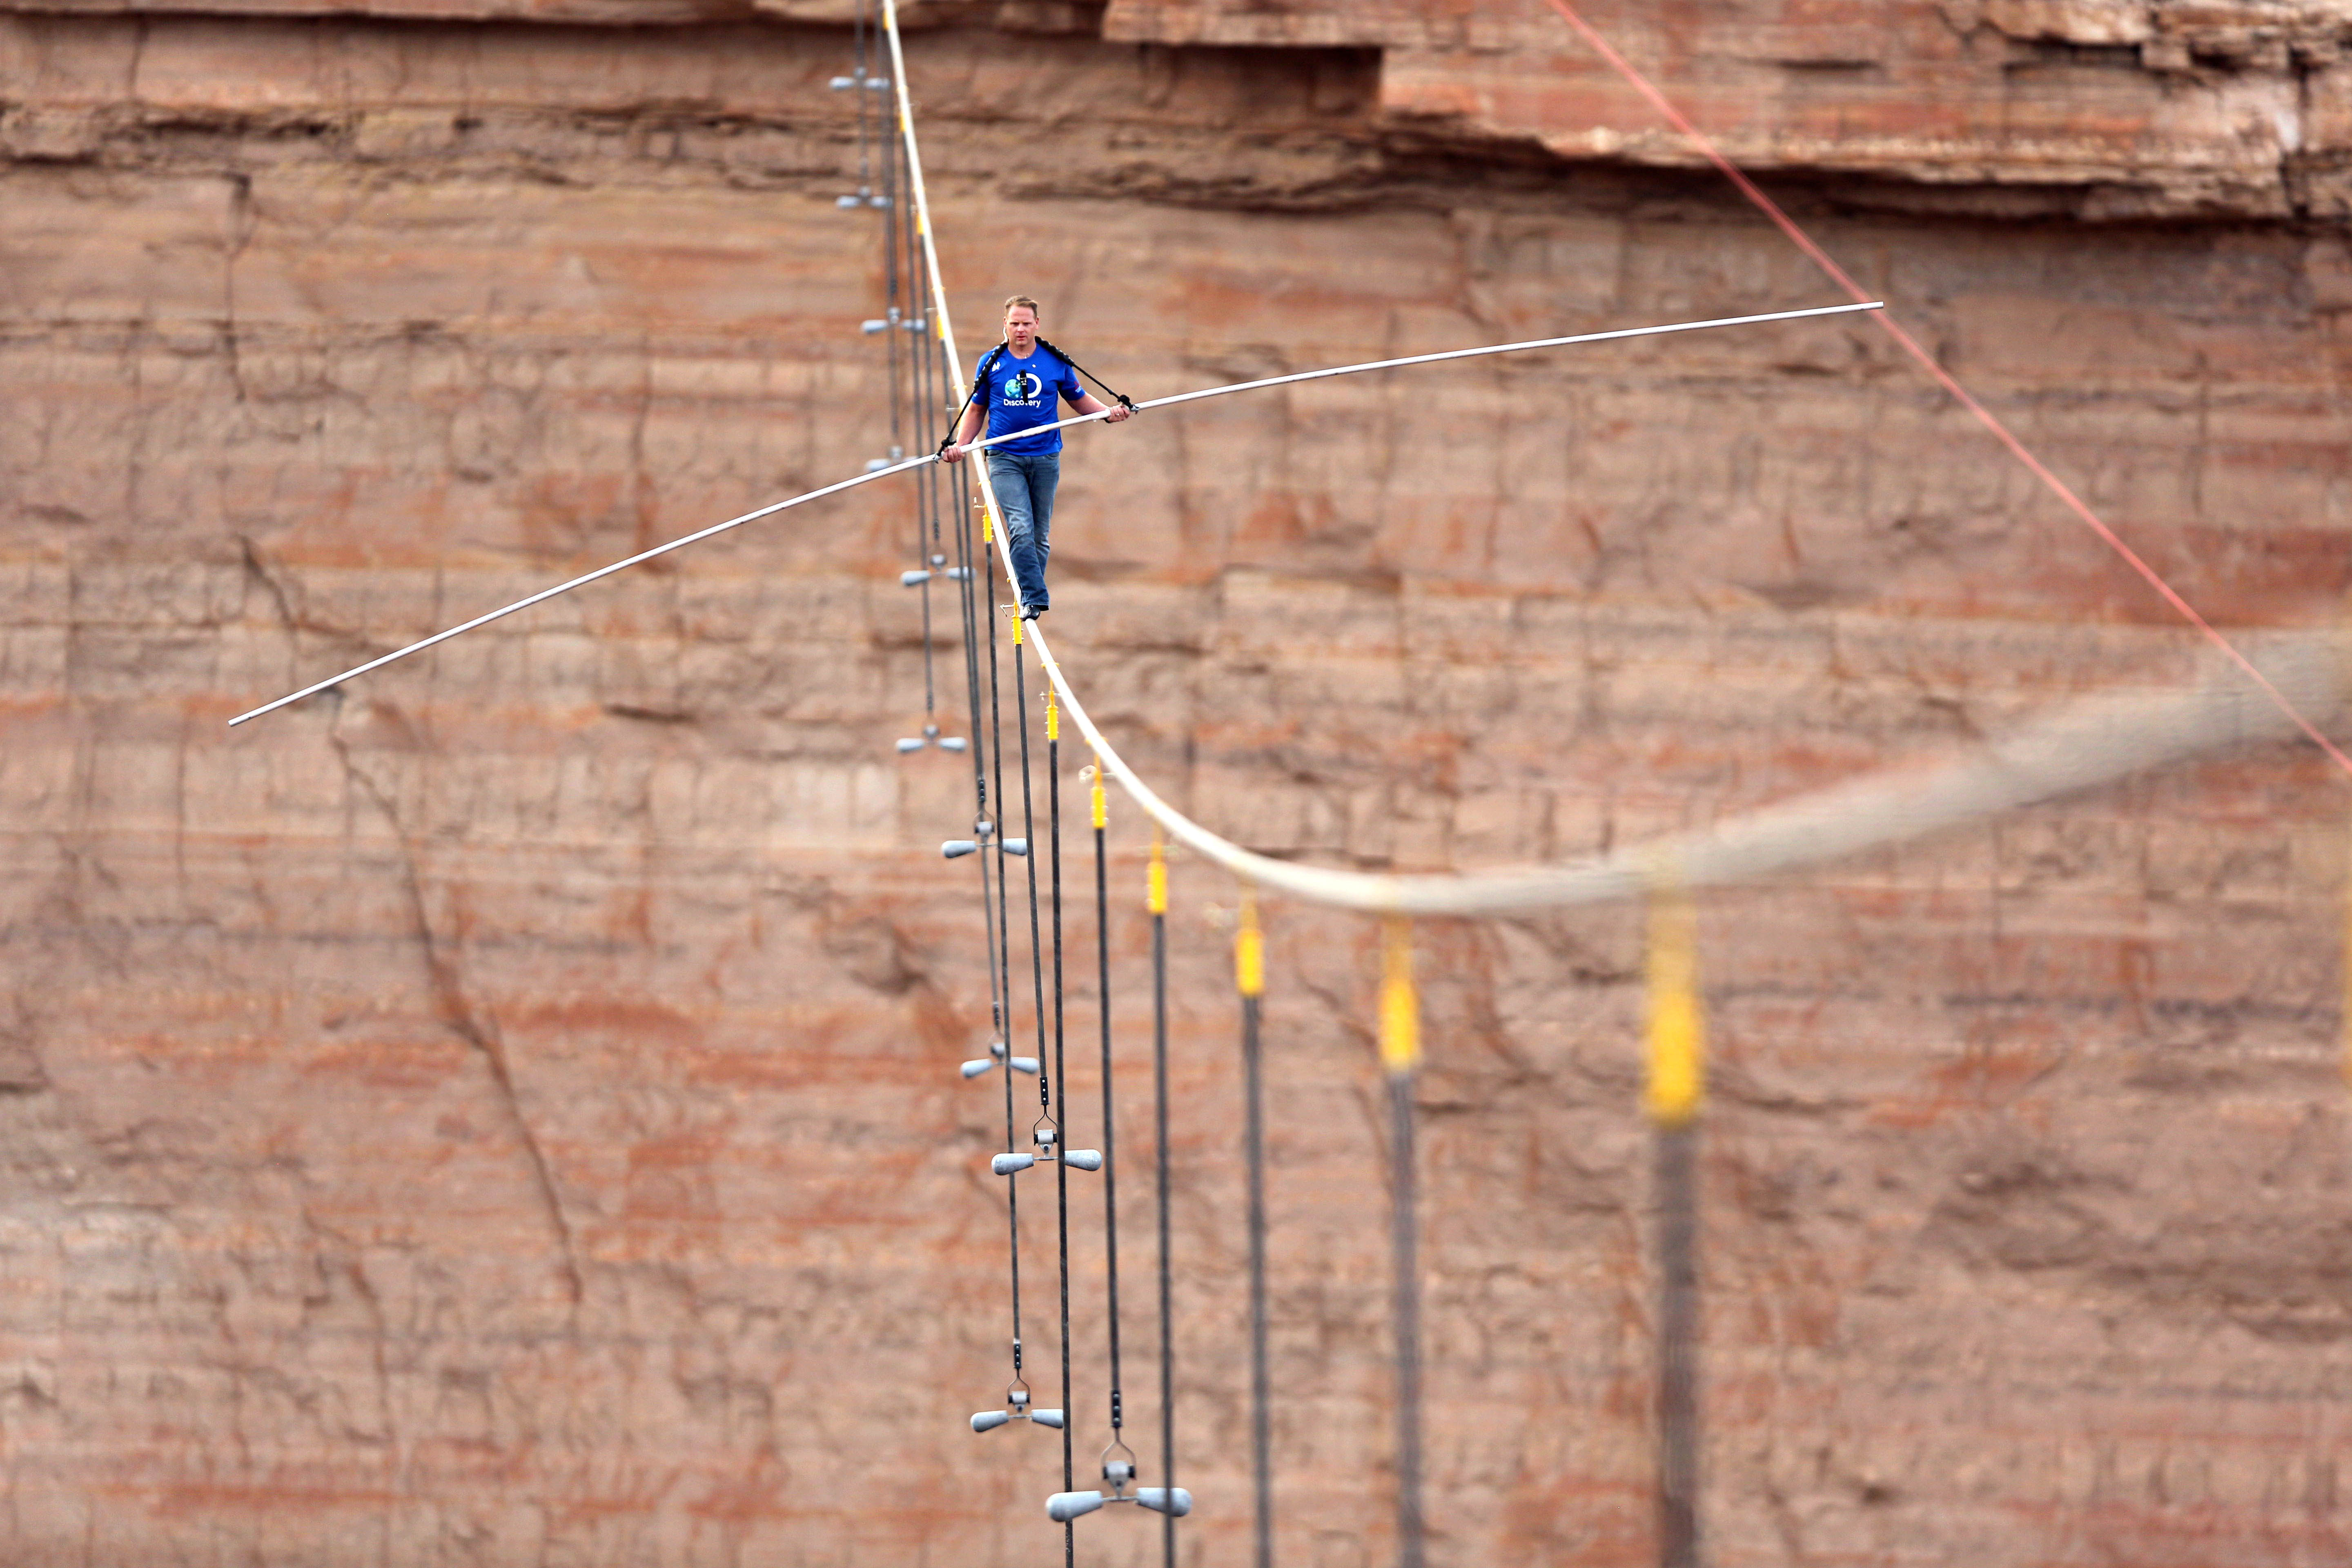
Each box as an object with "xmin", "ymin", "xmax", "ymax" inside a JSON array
[{"xmin": 2, "ymin": 4, "xmax": 2350, "ymax": 1566}]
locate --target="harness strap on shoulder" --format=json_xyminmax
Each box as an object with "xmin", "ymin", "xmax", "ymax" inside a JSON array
[
  {"xmin": 1035, "ymin": 336, "xmax": 1134, "ymax": 412},
  {"xmin": 940, "ymin": 341, "xmax": 1009, "ymax": 456}
]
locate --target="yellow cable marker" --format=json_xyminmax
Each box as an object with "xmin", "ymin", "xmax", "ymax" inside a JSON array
[
  {"xmin": 1379, "ymin": 915, "xmax": 1421, "ymax": 1076},
  {"xmin": 1011, "ymin": 607, "xmax": 1023, "ymax": 646},
  {"xmin": 1236, "ymin": 891, "xmax": 1265, "ymax": 998},
  {"xmin": 1046, "ymin": 690, "xmax": 1059, "ymax": 742},
  {"xmin": 1090, "ymin": 757, "xmax": 1107, "ymax": 831},
  {"xmin": 1148, "ymin": 834, "xmax": 1167, "ymax": 915},
  {"xmin": 1644, "ymin": 878, "xmax": 1706, "ymax": 1128}
]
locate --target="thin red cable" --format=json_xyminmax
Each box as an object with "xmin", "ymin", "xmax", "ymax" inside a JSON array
[{"xmin": 1541, "ymin": 0, "xmax": 2352, "ymax": 779}]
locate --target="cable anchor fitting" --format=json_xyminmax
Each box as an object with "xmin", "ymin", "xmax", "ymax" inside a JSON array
[
  {"xmin": 1045, "ymin": 1487, "xmax": 1192, "ymax": 1523},
  {"xmin": 899, "ymin": 721, "xmax": 965, "ymax": 755},
  {"xmin": 961, "ymin": 1040, "xmax": 1041, "ymax": 1080},
  {"xmin": 971, "ymin": 1380, "xmax": 1064, "ymax": 1434},
  {"xmin": 988, "ymin": 1119, "xmax": 1102, "ymax": 1175}
]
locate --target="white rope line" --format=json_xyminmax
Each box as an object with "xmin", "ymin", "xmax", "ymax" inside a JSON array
[{"xmin": 1032, "ymin": 626, "xmax": 2341, "ymax": 914}]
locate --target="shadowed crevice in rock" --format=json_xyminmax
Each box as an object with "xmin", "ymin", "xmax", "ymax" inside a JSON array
[{"xmin": 326, "ymin": 710, "xmax": 588, "ymax": 1310}]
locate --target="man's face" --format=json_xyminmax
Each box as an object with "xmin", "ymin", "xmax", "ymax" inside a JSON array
[{"xmin": 1005, "ymin": 307, "xmax": 1038, "ymax": 351}]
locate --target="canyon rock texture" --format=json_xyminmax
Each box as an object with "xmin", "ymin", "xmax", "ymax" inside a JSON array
[{"xmin": 4, "ymin": 1, "xmax": 2352, "ymax": 1564}]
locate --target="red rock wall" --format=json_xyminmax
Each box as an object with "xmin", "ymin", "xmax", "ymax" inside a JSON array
[{"xmin": 2, "ymin": 6, "xmax": 2350, "ymax": 1566}]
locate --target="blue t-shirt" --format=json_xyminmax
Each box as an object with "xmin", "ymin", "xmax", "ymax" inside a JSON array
[{"xmin": 976, "ymin": 344, "xmax": 1085, "ymax": 457}]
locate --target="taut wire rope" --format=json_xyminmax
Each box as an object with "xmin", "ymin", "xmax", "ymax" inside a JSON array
[
  {"xmin": 965, "ymin": 588, "xmax": 1016, "ymax": 1389},
  {"xmin": 1013, "ymin": 617, "xmax": 1052, "ymax": 1162},
  {"xmin": 1149, "ymin": 834, "xmax": 1178, "ymax": 1568},
  {"xmin": 1643, "ymin": 876, "xmax": 1706, "ymax": 1568},
  {"xmin": 1379, "ymin": 918, "xmax": 1426, "ymax": 1568},
  {"xmin": 987, "ymin": 483, "xmax": 1029, "ymax": 1402},
  {"xmin": 1537, "ymin": 0, "xmax": 2352, "ymax": 783},
  {"xmin": 1236, "ymin": 891, "xmax": 1274, "ymax": 1568},
  {"xmin": 1091, "ymin": 758, "xmax": 1138, "ymax": 1495},
  {"xmin": 1046, "ymin": 683, "xmax": 1078, "ymax": 1568}
]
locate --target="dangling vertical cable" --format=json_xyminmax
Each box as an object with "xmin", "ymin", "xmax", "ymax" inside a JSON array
[
  {"xmin": 850, "ymin": 0, "xmax": 871, "ymax": 205},
  {"xmin": 1093, "ymin": 761, "xmax": 1138, "ymax": 1495},
  {"xmin": 1379, "ymin": 916, "xmax": 1426, "ymax": 1568},
  {"xmin": 1237, "ymin": 890, "xmax": 1274, "ymax": 1568},
  {"xmin": 875, "ymin": 94, "xmax": 932, "ymax": 721},
  {"xmin": 988, "ymin": 540, "xmax": 1028, "ymax": 1408},
  {"xmin": 877, "ymin": 15, "xmax": 1000, "ymax": 1405},
  {"xmin": 1046, "ymin": 686, "xmax": 1076, "ymax": 1568},
  {"xmin": 1149, "ymin": 834, "xmax": 1178, "ymax": 1568},
  {"xmin": 1645, "ymin": 877, "xmax": 1705, "ymax": 1568},
  {"xmin": 1016, "ymin": 628, "xmax": 1051, "ymax": 1091},
  {"xmin": 978, "ymin": 715, "xmax": 1020, "ymax": 1394},
  {"xmin": 875, "ymin": 51, "xmax": 901, "ymax": 473},
  {"xmin": 904, "ymin": 128, "xmax": 940, "ymax": 724}
]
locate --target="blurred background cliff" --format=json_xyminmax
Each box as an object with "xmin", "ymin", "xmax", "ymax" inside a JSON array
[{"xmin": 3, "ymin": 1, "xmax": 2350, "ymax": 1563}]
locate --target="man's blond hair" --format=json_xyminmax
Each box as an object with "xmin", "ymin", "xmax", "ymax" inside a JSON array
[{"xmin": 1002, "ymin": 294, "xmax": 1041, "ymax": 318}]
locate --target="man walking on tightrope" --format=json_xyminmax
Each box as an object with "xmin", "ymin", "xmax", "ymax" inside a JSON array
[{"xmin": 941, "ymin": 295, "xmax": 1131, "ymax": 618}]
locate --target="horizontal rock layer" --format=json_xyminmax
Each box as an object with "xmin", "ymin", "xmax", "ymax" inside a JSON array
[
  {"xmin": 13, "ymin": 0, "xmax": 2352, "ymax": 214},
  {"xmin": 2, "ymin": 7, "xmax": 2349, "ymax": 1567}
]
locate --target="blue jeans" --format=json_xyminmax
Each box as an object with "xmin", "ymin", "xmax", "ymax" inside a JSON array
[{"xmin": 988, "ymin": 450, "xmax": 1060, "ymax": 611}]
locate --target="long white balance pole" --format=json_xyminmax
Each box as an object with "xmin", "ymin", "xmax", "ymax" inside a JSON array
[{"xmin": 229, "ymin": 301, "xmax": 1881, "ymax": 727}]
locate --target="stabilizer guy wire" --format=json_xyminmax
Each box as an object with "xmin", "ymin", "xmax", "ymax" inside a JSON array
[
  {"xmin": 1237, "ymin": 892, "xmax": 1274, "ymax": 1568},
  {"xmin": 1642, "ymin": 875, "xmax": 1705, "ymax": 1568},
  {"xmin": 1046, "ymin": 686, "xmax": 1078, "ymax": 1568},
  {"xmin": 1379, "ymin": 918, "xmax": 1426, "ymax": 1568},
  {"xmin": 978, "ymin": 514, "xmax": 1046, "ymax": 1432},
  {"xmin": 1538, "ymin": 0, "xmax": 2352, "ymax": 783},
  {"xmin": 1091, "ymin": 760, "xmax": 1139, "ymax": 1506},
  {"xmin": 1149, "ymin": 835, "xmax": 1179, "ymax": 1568},
  {"xmin": 1048, "ymin": 812, "xmax": 1190, "ymax": 1533}
]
